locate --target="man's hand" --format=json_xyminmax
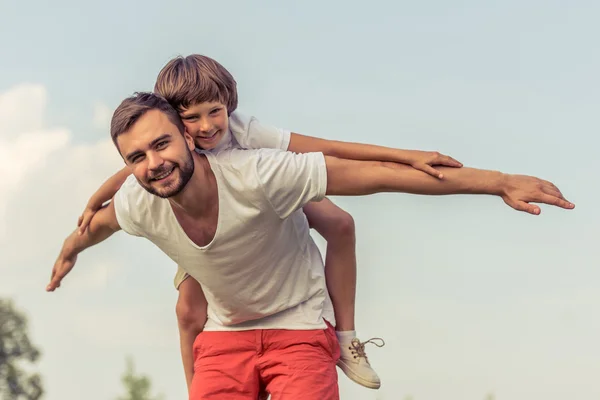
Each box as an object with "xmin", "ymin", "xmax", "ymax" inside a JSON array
[
  {"xmin": 47, "ymin": 201, "xmax": 121, "ymax": 292},
  {"xmin": 406, "ymin": 150, "xmax": 463, "ymax": 179},
  {"xmin": 47, "ymin": 240, "xmax": 78, "ymax": 291},
  {"xmin": 500, "ymin": 174, "xmax": 574, "ymax": 215}
]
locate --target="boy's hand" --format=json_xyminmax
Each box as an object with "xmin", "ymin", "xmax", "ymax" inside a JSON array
[
  {"xmin": 501, "ymin": 174, "xmax": 574, "ymax": 215},
  {"xmin": 47, "ymin": 246, "xmax": 78, "ymax": 292},
  {"xmin": 77, "ymin": 205, "xmax": 100, "ymax": 235},
  {"xmin": 408, "ymin": 151, "xmax": 463, "ymax": 179}
]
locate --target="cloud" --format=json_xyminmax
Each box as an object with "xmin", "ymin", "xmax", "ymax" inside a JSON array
[
  {"xmin": 0, "ymin": 85, "xmax": 73, "ymax": 239},
  {"xmin": 0, "ymin": 83, "xmax": 46, "ymax": 137},
  {"xmin": 0, "ymin": 83, "xmax": 126, "ymax": 306}
]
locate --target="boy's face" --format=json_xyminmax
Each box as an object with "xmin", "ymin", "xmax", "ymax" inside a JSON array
[{"xmin": 178, "ymin": 101, "xmax": 229, "ymax": 150}]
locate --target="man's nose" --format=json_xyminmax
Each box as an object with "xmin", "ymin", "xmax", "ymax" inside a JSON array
[{"xmin": 147, "ymin": 152, "xmax": 164, "ymax": 170}]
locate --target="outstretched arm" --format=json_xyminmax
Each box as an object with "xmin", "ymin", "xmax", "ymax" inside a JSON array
[
  {"xmin": 78, "ymin": 166, "xmax": 131, "ymax": 234},
  {"xmin": 324, "ymin": 158, "xmax": 574, "ymax": 214},
  {"xmin": 289, "ymin": 133, "xmax": 462, "ymax": 179},
  {"xmin": 47, "ymin": 200, "xmax": 121, "ymax": 291}
]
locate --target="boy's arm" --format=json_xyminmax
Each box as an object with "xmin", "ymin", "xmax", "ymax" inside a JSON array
[
  {"xmin": 78, "ymin": 166, "xmax": 131, "ymax": 234},
  {"xmin": 47, "ymin": 201, "xmax": 121, "ymax": 291},
  {"xmin": 288, "ymin": 133, "xmax": 462, "ymax": 179},
  {"xmin": 324, "ymin": 157, "xmax": 574, "ymax": 215}
]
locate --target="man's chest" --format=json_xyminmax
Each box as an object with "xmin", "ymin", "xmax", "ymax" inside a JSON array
[{"xmin": 174, "ymin": 211, "xmax": 218, "ymax": 248}]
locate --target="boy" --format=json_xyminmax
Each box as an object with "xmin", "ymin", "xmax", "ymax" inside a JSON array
[{"xmin": 77, "ymin": 54, "xmax": 463, "ymax": 390}]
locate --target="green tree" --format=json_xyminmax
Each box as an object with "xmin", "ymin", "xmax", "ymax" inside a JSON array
[
  {"xmin": 117, "ymin": 357, "xmax": 163, "ymax": 400},
  {"xmin": 0, "ymin": 298, "xmax": 43, "ymax": 400}
]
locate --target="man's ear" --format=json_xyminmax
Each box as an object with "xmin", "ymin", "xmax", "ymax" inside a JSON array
[{"xmin": 184, "ymin": 131, "xmax": 195, "ymax": 151}]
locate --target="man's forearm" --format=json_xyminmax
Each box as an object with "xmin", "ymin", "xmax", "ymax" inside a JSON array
[
  {"xmin": 326, "ymin": 158, "xmax": 504, "ymax": 196},
  {"xmin": 60, "ymin": 202, "xmax": 121, "ymax": 264}
]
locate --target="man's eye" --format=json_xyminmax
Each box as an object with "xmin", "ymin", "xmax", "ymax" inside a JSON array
[{"xmin": 156, "ymin": 141, "xmax": 168, "ymax": 149}]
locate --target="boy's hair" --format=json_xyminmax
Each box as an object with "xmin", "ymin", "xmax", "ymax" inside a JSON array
[
  {"xmin": 111, "ymin": 92, "xmax": 185, "ymax": 149},
  {"xmin": 154, "ymin": 54, "xmax": 238, "ymax": 114}
]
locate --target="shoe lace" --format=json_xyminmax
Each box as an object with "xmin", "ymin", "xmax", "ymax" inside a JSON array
[{"xmin": 349, "ymin": 337, "xmax": 385, "ymax": 362}]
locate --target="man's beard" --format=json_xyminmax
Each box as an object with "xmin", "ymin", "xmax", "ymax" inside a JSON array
[{"xmin": 140, "ymin": 149, "xmax": 195, "ymax": 198}]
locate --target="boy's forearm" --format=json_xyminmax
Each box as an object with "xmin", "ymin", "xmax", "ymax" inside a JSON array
[
  {"xmin": 289, "ymin": 133, "xmax": 422, "ymax": 164},
  {"xmin": 325, "ymin": 158, "xmax": 505, "ymax": 196},
  {"xmin": 88, "ymin": 167, "xmax": 131, "ymax": 208}
]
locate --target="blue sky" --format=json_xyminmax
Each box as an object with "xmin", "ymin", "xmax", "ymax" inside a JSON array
[{"xmin": 0, "ymin": 1, "xmax": 597, "ymax": 399}]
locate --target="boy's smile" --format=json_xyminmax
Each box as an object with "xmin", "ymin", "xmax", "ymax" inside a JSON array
[{"xmin": 178, "ymin": 101, "xmax": 229, "ymax": 150}]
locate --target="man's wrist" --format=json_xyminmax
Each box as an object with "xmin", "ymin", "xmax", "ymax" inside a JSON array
[{"xmin": 484, "ymin": 171, "xmax": 507, "ymax": 196}]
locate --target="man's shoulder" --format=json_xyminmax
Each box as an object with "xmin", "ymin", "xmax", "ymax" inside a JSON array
[
  {"xmin": 113, "ymin": 174, "xmax": 167, "ymax": 233},
  {"xmin": 208, "ymin": 147, "xmax": 286, "ymax": 166},
  {"xmin": 204, "ymin": 149, "xmax": 290, "ymax": 198}
]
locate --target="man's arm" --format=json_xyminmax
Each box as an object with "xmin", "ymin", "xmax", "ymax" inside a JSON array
[
  {"xmin": 47, "ymin": 200, "xmax": 121, "ymax": 291},
  {"xmin": 288, "ymin": 133, "xmax": 462, "ymax": 179},
  {"xmin": 324, "ymin": 157, "xmax": 574, "ymax": 214}
]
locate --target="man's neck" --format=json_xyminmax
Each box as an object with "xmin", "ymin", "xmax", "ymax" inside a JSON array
[{"xmin": 168, "ymin": 153, "xmax": 216, "ymax": 218}]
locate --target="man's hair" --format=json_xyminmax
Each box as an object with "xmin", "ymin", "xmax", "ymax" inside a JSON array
[
  {"xmin": 110, "ymin": 92, "xmax": 185, "ymax": 149},
  {"xmin": 154, "ymin": 54, "xmax": 238, "ymax": 114}
]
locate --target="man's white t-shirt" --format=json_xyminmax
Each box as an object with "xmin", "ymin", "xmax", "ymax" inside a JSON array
[
  {"xmin": 172, "ymin": 111, "xmax": 293, "ymax": 287},
  {"xmin": 113, "ymin": 115, "xmax": 336, "ymax": 331}
]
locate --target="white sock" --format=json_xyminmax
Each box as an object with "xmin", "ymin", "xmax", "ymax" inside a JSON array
[{"xmin": 336, "ymin": 330, "xmax": 357, "ymax": 341}]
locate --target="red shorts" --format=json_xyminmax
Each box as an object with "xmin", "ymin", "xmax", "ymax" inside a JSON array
[{"xmin": 189, "ymin": 322, "xmax": 340, "ymax": 400}]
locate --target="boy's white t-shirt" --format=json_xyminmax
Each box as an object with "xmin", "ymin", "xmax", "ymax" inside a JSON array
[{"xmin": 113, "ymin": 113, "xmax": 336, "ymax": 331}]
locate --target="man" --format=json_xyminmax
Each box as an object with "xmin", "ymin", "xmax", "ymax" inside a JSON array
[{"xmin": 48, "ymin": 92, "xmax": 573, "ymax": 400}]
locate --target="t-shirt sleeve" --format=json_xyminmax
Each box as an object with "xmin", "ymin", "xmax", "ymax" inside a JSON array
[
  {"xmin": 229, "ymin": 111, "xmax": 291, "ymax": 151},
  {"xmin": 112, "ymin": 175, "xmax": 145, "ymax": 237},
  {"xmin": 255, "ymin": 149, "xmax": 327, "ymax": 219},
  {"xmin": 173, "ymin": 266, "xmax": 190, "ymax": 290}
]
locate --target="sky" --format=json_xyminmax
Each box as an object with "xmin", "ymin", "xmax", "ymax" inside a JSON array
[{"xmin": 0, "ymin": 1, "xmax": 597, "ymax": 399}]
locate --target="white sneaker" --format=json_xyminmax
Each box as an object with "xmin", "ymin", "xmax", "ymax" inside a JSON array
[{"xmin": 336, "ymin": 336, "xmax": 385, "ymax": 389}]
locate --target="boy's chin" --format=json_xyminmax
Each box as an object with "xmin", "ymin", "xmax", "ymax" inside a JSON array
[{"xmin": 195, "ymin": 144, "xmax": 218, "ymax": 151}]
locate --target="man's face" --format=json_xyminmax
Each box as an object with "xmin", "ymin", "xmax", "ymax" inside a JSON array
[
  {"xmin": 178, "ymin": 101, "xmax": 229, "ymax": 150},
  {"xmin": 117, "ymin": 109, "xmax": 195, "ymax": 198}
]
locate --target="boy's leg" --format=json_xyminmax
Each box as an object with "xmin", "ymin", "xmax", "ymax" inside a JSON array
[
  {"xmin": 175, "ymin": 273, "xmax": 208, "ymax": 392},
  {"xmin": 259, "ymin": 323, "xmax": 340, "ymax": 400},
  {"xmin": 303, "ymin": 198, "xmax": 384, "ymax": 390},
  {"xmin": 190, "ymin": 330, "xmax": 261, "ymax": 400},
  {"xmin": 303, "ymin": 199, "xmax": 356, "ymax": 332}
]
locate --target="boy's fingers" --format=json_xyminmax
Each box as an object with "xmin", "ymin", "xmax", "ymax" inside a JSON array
[
  {"xmin": 441, "ymin": 157, "xmax": 463, "ymax": 167},
  {"xmin": 79, "ymin": 214, "xmax": 92, "ymax": 235},
  {"xmin": 419, "ymin": 165, "xmax": 444, "ymax": 179}
]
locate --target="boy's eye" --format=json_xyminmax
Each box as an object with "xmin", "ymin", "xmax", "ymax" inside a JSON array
[{"xmin": 210, "ymin": 108, "xmax": 221, "ymax": 115}]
